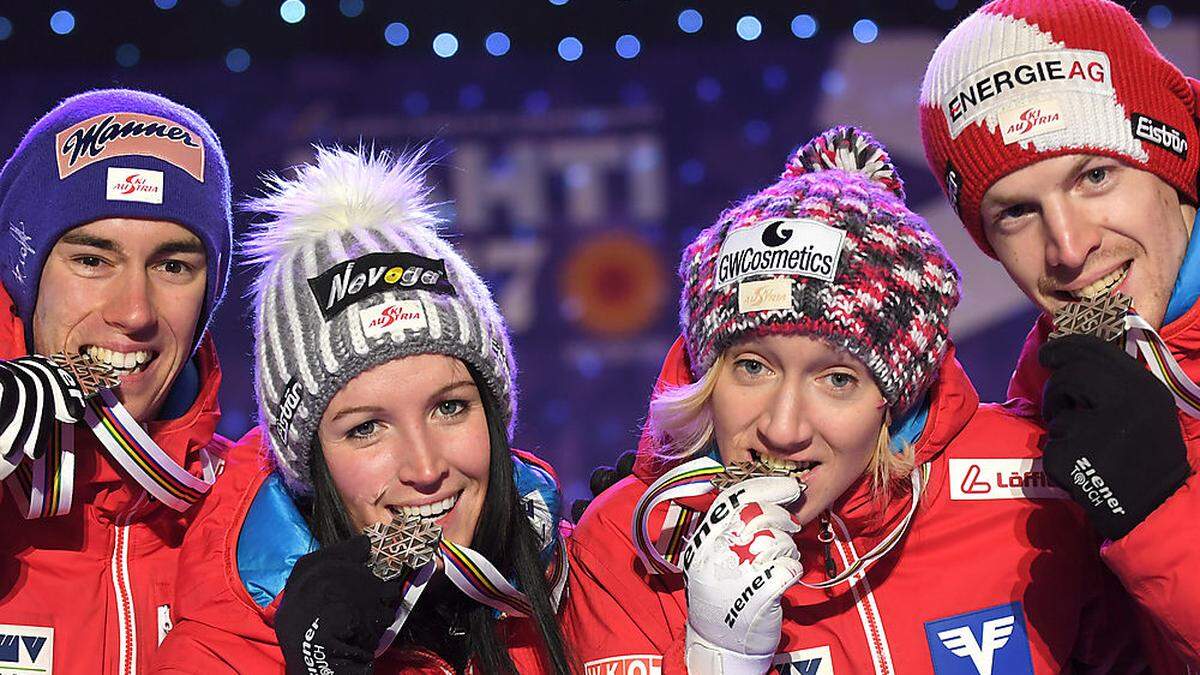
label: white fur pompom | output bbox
[241,145,441,267]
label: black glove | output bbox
[275,535,402,675]
[571,450,637,522]
[1039,334,1192,540]
[0,356,86,469]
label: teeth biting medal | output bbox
[48,351,120,398]
[710,454,811,491]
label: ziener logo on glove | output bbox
[682,487,746,570]
[724,566,776,629]
[1069,457,1127,516]
[301,618,333,675]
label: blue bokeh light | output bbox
[615,34,640,59]
[549,0,569,5]
[458,84,484,110]
[485,31,510,56]
[50,10,75,35]
[524,90,551,114]
[403,91,429,116]
[0,17,12,41]
[935,0,958,9]
[558,36,583,61]
[280,0,306,23]
[791,14,818,39]
[853,19,879,44]
[736,15,762,41]
[762,65,787,91]
[695,76,722,103]
[679,160,705,185]
[154,0,178,9]
[339,0,363,18]
[821,70,846,96]
[678,9,702,34]
[384,22,409,46]
[433,32,458,58]
[743,120,771,145]
[116,43,140,67]
[225,48,251,73]
[1147,5,1173,28]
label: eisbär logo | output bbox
[941,49,1111,139]
[715,218,845,288]
[998,99,1065,145]
[55,112,205,181]
[1131,113,1188,160]
[106,167,163,204]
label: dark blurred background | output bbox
[1,0,1196,502]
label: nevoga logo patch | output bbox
[308,251,456,320]
[714,218,845,288]
[1131,113,1188,160]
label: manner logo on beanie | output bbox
[55,112,206,181]
[919,0,1200,256]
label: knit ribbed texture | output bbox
[681,127,961,415]
[920,0,1199,256]
[244,148,516,496]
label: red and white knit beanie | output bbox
[919,0,1199,256]
[680,127,961,415]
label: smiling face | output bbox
[980,154,1196,329]
[709,334,887,526]
[32,218,207,423]
[316,354,491,545]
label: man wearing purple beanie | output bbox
[0,89,233,674]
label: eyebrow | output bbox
[58,233,205,258]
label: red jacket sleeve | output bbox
[1101,473,1200,667]
[563,477,690,675]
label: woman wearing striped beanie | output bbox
[563,127,1149,674]
[154,147,572,674]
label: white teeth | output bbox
[1072,264,1129,300]
[396,493,459,520]
[84,346,153,373]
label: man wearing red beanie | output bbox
[921,0,1200,665]
[0,90,233,674]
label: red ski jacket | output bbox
[564,338,1150,675]
[153,426,565,674]
[0,283,231,675]
[1008,301,1200,666]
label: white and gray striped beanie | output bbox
[243,147,517,496]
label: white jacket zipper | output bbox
[828,512,896,675]
[112,491,148,675]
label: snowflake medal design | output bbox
[48,351,120,399]
[711,454,809,492]
[1049,291,1132,347]
[364,511,442,581]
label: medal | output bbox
[364,511,442,581]
[710,454,809,491]
[48,352,120,398]
[1048,291,1132,346]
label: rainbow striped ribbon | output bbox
[630,456,727,575]
[631,455,927,591]
[4,422,74,519]
[3,388,217,518]
[1124,313,1200,419]
[374,536,571,655]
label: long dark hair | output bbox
[307,363,572,674]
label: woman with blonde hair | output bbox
[564,127,1146,673]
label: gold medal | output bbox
[1048,291,1131,346]
[364,511,442,581]
[710,454,809,491]
[47,352,120,399]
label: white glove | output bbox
[0,356,86,478]
[682,476,805,675]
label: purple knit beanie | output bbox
[0,89,232,351]
[680,127,961,414]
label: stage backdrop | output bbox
[4,21,1197,502]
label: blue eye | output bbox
[735,359,765,376]
[828,372,856,388]
[348,420,378,439]
[436,400,467,417]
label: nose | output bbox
[393,435,450,493]
[101,269,157,336]
[756,383,813,456]
[1042,198,1100,270]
